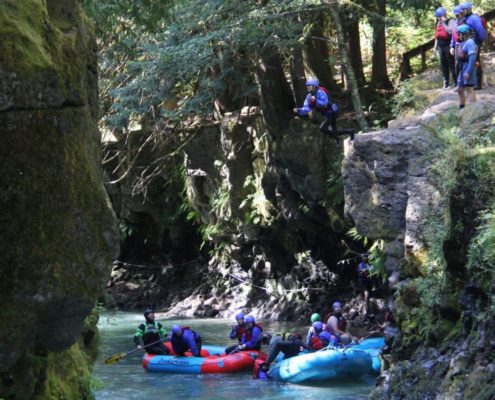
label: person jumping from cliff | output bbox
[293,78,354,142]
[133,309,170,355]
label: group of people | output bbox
[133,302,353,363]
[133,309,202,357]
[434,2,487,108]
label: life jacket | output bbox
[309,86,338,114]
[253,359,268,380]
[275,332,295,341]
[244,323,263,342]
[140,322,164,345]
[435,20,451,41]
[311,335,323,350]
[327,314,347,335]
[481,16,487,30]
[233,325,248,342]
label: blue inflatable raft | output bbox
[268,337,384,383]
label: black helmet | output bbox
[261,333,272,345]
[144,308,154,317]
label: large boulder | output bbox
[0,0,118,398]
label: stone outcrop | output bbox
[343,57,495,399]
[106,107,359,319]
[0,1,118,398]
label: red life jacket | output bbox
[234,325,248,342]
[253,359,267,379]
[311,335,323,350]
[435,21,451,40]
[481,16,487,30]
[245,323,263,341]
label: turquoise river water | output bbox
[93,312,376,399]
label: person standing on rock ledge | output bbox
[293,78,354,142]
[456,24,478,109]
[133,309,170,355]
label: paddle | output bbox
[104,337,168,365]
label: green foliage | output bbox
[391,79,429,116]
[239,175,274,226]
[467,208,495,304]
[368,240,387,283]
[347,227,369,247]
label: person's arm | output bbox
[133,324,145,347]
[184,330,200,356]
[243,327,262,349]
[434,38,438,51]
[157,323,167,339]
[315,89,329,109]
[297,95,312,116]
[328,316,345,336]
[443,19,454,35]
[464,42,478,78]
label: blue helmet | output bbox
[453,5,462,15]
[435,7,446,17]
[305,78,319,87]
[312,321,323,332]
[245,315,255,324]
[172,325,182,334]
[235,312,245,321]
[460,2,472,10]
[332,301,343,310]
[457,24,472,34]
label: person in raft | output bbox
[326,301,352,345]
[306,321,335,350]
[170,325,202,357]
[133,309,170,355]
[264,332,307,368]
[236,315,263,351]
[293,78,354,142]
[225,312,247,354]
[305,312,323,346]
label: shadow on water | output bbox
[93,312,375,399]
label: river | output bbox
[93,312,376,399]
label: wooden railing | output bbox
[399,9,495,81]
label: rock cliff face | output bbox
[343,67,495,399]
[106,107,359,319]
[0,1,118,398]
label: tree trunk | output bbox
[302,13,341,93]
[290,47,308,105]
[342,11,366,86]
[370,0,393,90]
[325,1,369,132]
[255,51,295,138]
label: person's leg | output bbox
[439,45,450,87]
[195,336,202,354]
[265,335,282,366]
[146,344,170,355]
[225,344,238,354]
[458,87,466,108]
[466,87,476,104]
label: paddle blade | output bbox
[104,352,126,365]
